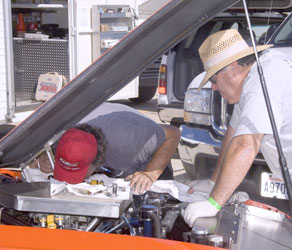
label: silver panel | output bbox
[236,207,292,250]
[0,182,131,218]
[194,203,292,250]
[13,38,69,106]
[217,205,292,250]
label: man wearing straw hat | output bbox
[183,29,292,227]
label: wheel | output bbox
[130,86,157,103]
[0,124,16,140]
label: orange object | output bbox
[17,13,26,31]
[245,199,291,219]
[158,65,167,94]
[0,169,21,180]
[16,13,26,37]
[0,225,222,250]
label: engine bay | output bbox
[0,176,291,250]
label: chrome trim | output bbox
[220,97,228,131]
[211,92,228,136]
[180,125,221,147]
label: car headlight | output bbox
[184,88,211,113]
[184,88,212,125]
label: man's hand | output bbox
[125,171,156,194]
[187,179,215,194]
[183,199,220,228]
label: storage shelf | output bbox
[101,31,128,34]
[11,3,68,9]
[100,12,132,18]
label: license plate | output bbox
[261,172,288,200]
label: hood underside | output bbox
[231,0,292,9]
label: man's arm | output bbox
[144,124,181,178]
[187,126,235,194]
[183,132,263,227]
[211,133,263,205]
[126,124,180,193]
[211,126,235,182]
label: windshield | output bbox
[210,20,283,45]
[270,14,292,46]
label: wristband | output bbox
[208,197,222,211]
[142,172,154,183]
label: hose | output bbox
[84,217,100,232]
[150,212,162,239]
[122,215,135,236]
[161,210,179,233]
[104,221,125,234]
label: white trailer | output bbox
[0,0,159,124]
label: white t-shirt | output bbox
[230,49,292,178]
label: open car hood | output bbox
[0,0,240,165]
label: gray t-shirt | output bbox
[80,102,166,177]
[230,49,292,178]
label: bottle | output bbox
[17,13,26,37]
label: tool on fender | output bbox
[88,180,105,186]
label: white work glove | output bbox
[183,199,220,228]
[187,179,215,194]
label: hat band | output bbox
[204,40,249,70]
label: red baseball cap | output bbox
[54,128,98,184]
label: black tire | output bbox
[130,86,157,103]
[0,124,16,140]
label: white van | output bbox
[157,7,286,127]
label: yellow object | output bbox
[47,215,57,229]
[90,180,104,186]
[91,180,98,185]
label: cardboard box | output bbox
[100,24,109,32]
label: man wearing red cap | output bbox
[53,128,99,184]
[37,102,180,194]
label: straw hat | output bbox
[198,29,272,89]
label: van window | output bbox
[273,18,292,45]
[210,21,239,35]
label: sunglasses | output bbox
[209,66,227,85]
[209,74,217,85]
